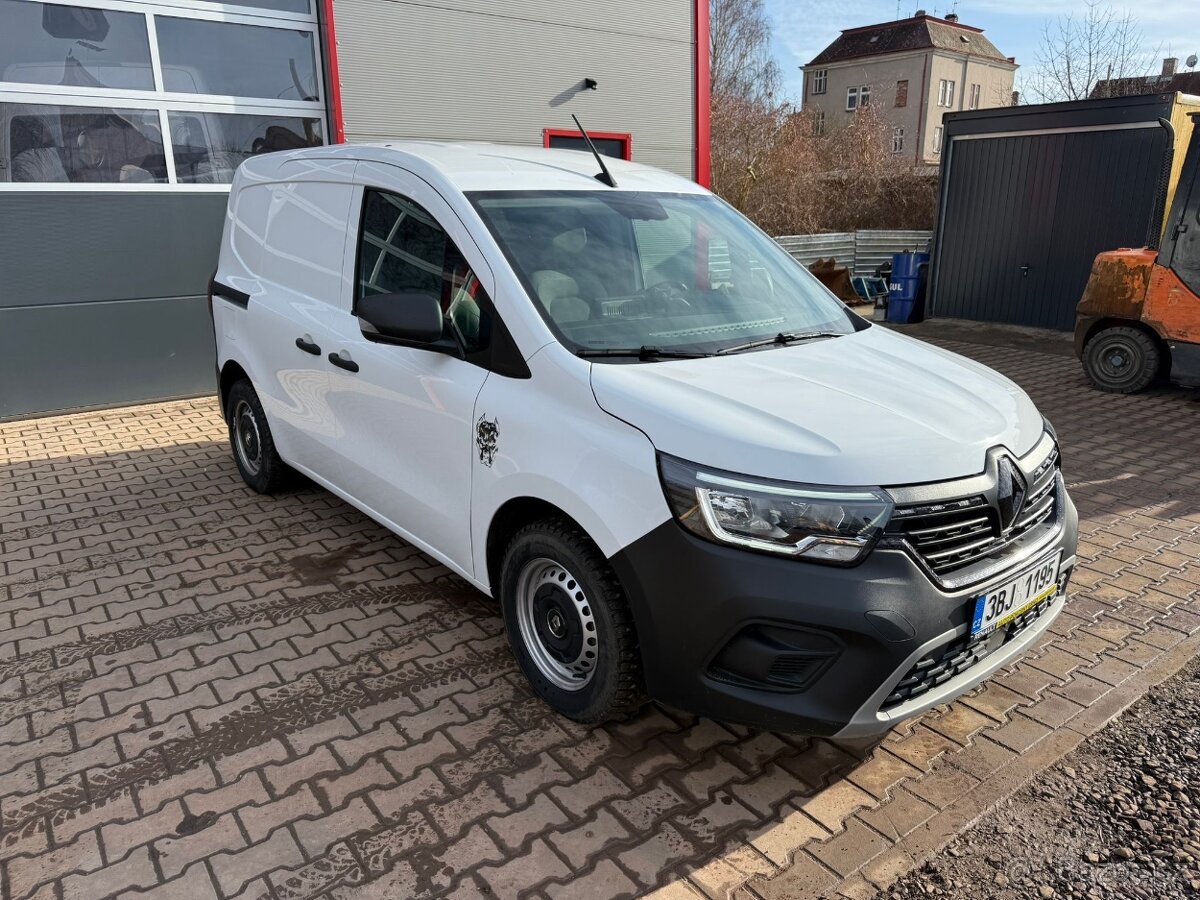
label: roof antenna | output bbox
[571,114,617,188]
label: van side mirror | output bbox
[358,292,444,344]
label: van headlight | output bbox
[658,455,893,565]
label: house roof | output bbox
[807,14,1013,67]
[1090,71,1200,99]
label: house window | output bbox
[896,80,909,108]
[812,109,826,136]
[0,0,325,188]
[938,79,956,108]
[969,83,982,109]
[933,125,944,155]
[811,69,827,95]
[846,85,871,111]
[892,127,904,153]
[543,129,632,160]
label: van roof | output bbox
[237,141,707,194]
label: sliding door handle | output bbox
[328,352,359,373]
[295,337,321,355]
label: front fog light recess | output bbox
[659,455,893,564]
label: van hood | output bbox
[589,325,1044,487]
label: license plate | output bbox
[971,551,1062,638]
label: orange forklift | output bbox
[1076,114,1200,393]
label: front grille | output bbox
[883,596,1055,709]
[887,449,1060,577]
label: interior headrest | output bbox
[531,270,580,305]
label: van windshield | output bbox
[468,191,858,357]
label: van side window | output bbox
[356,189,490,353]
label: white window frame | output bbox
[938,79,956,108]
[933,125,944,155]
[813,109,826,136]
[969,83,981,109]
[811,69,827,95]
[846,85,870,112]
[892,126,904,153]
[0,0,325,191]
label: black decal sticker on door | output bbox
[476,415,499,467]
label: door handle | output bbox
[295,337,321,355]
[328,352,359,373]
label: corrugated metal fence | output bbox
[774,230,932,274]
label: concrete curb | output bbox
[824,625,1200,898]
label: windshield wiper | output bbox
[576,346,709,361]
[716,331,843,356]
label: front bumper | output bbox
[608,488,1078,737]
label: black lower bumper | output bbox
[608,494,1079,736]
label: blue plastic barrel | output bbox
[886,252,930,323]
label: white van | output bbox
[210,141,1078,736]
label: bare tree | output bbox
[708,0,937,235]
[716,102,938,236]
[1026,0,1151,102]
[710,0,780,104]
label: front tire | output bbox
[499,518,645,723]
[1082,326,1161,394]
[225,379,292,493]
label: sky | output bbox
[764,0,1200,102]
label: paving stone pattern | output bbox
[1,337,1197,900]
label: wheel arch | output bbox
[1081,317,1168,352]
[484,496,594,599]
[218,359,250,421]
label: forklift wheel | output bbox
[1082,326,1161,394]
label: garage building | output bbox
[928,93,1200,331]
[0,0,709,418]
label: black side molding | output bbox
[213,281,250,309]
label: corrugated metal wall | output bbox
[332,0,697,178]
[775,230,932,272]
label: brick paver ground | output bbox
[2,333,1198,900]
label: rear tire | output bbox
[1082,326,1161,394]
[499,518,646,724]
[225,379,292,493]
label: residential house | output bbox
[1090,57,1200,98]
[802,11,1017,165]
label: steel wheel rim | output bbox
[233,399,263,476]
[515,557,598,691]
[1096,337,1140,384]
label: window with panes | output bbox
[0,0,326,187]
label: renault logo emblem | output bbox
[996,457,1026,532]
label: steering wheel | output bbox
[640,280,693,315]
